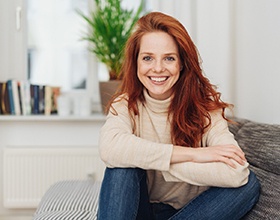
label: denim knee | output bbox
[104,167,146,183]
[243,170,261,204]
[98,168,147,220]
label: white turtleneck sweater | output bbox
[99,90,249,209]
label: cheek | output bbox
[137,62,150,75]
[171,65,181,76]
[137,63,144,81]
[137,61,141,77]
[175,73,180,82]
[171,67,181,83]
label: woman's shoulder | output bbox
[113,93,128,102]
[206,109,227,128]
[110,93,140,113]
[209,109,224,119]
[109,94,129,112]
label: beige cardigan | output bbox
[99,90,249,209]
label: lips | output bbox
[149,76,168,82]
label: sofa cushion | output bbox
[229,118,280,220]
[33,210,97,219]
[232,120,280,175]
[33,180,101,220]
[244,165,280,219]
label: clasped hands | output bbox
[171,144,247,168]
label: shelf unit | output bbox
[0,112,106,217]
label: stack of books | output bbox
[0,79,60,115]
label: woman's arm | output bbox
[163,111,250,187]
[99,99,173,171]
[171,144,246,168]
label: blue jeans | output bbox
[97,168,260,220]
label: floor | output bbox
[0,216,32,220]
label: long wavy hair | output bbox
[109,12,232,148]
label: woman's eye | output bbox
[166,56,175,61]
[143,56,152,61]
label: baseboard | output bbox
[0,216,32,220]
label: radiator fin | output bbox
[3,147,105,208]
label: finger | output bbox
[213,148,244,167]
[229,146,246,159]
[219,156,236,169]
[223,145,247,161]
[221,149,246,166]
[231,154,245,165]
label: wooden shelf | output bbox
[0,113,106,122]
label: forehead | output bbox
[139,31,178,53]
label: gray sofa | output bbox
[33,117,280,220]
[229,118,280,219]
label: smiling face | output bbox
[137,31,181,100]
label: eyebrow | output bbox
[139,52,179,56]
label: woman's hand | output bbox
[171,145,247,168]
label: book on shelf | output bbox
[13,80,21,115]
[19,80,31,115]
[6,80,15,115]
[51,86,60,114]
[7,79,21,115]
[0,79,61,116]
[17,81,23,114]
[39,85,45,114]
[30,84,40,114]
[44,85,52,115]
[0,82,10,114]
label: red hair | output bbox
[110,12,232,147]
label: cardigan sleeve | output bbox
[99,98,173,171]
[162,111,250,187]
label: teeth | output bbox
[150,77,167,82]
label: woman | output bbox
[97,12,260,220]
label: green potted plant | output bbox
[78,0,144,113]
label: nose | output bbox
[152,60,165,73]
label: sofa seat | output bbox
[33,180,101,220]
[229,118,280,219]
[33,117,280,219]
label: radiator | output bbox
[3,147,105,209]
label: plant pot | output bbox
[99,80,121,114]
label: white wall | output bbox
[234,0,280,124]
[158,0,280,124]
[0,0,27,81]
[199,0,280,124]
[0,0,9,80]
[1,0,280,124]
[195,0,234,103]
